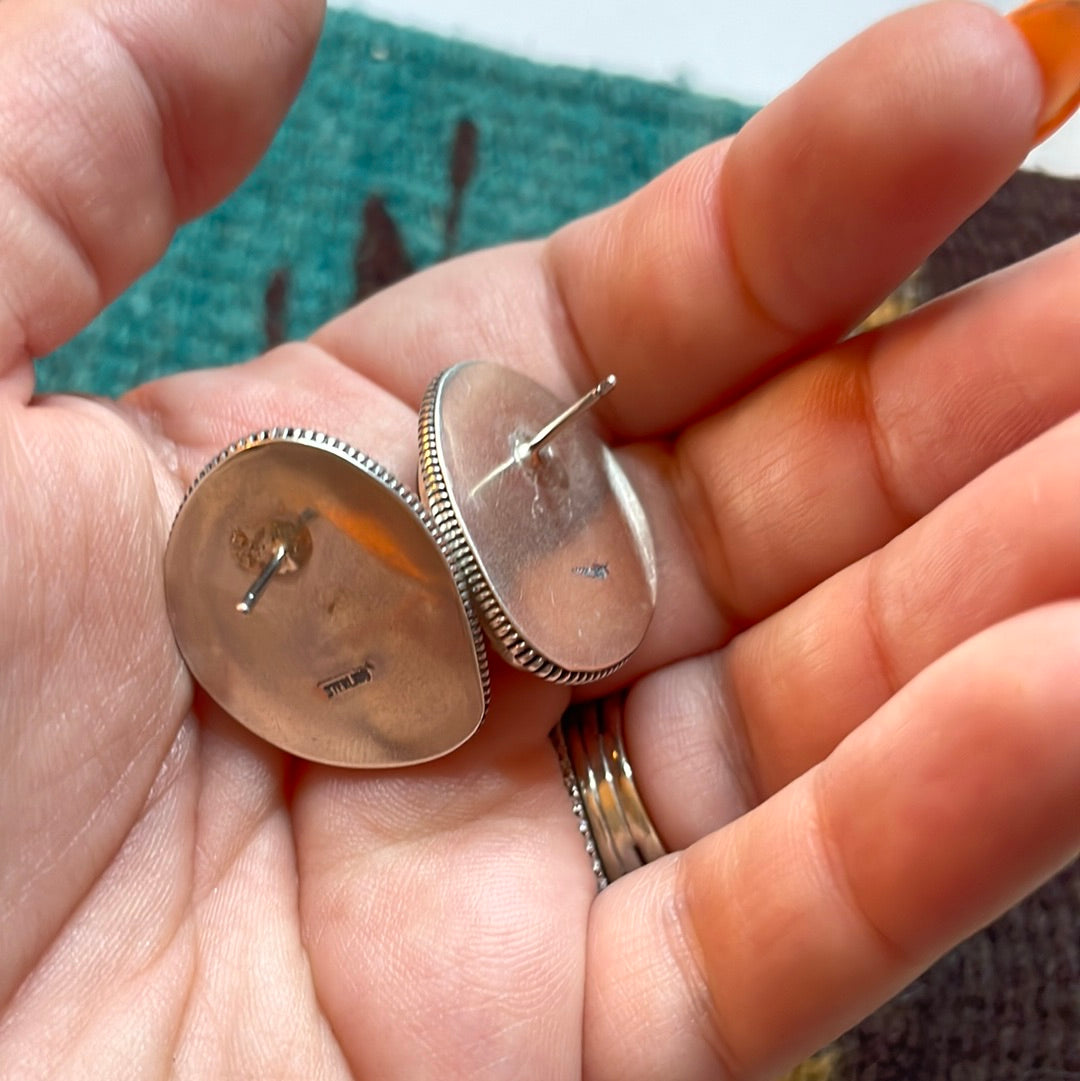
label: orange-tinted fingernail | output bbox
[1007,0,1080,142]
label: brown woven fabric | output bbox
[837,862,1080,1079]
[836,170,1080,1081]
[918,170,1080,299]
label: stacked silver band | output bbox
[551,695,667,890]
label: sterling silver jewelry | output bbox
[164,363,656,770]
[553,694,666,889]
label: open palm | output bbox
[2,2,1078,1078]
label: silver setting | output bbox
[418,362,656,684]
[165,428,489,768]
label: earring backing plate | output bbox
[419,362,656,683]
[164,429,489,768]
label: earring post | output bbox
[516,374,616,462]
[236,543,289,614]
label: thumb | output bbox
[0,0,324,399]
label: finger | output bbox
[599,235,1080,688]
[586,604,1080,1081]
[630,408,1080,849]
[673,234,1080,626]
[0,0,323,389]
[547,0,1050,436]
[309,0,1047,428]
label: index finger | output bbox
[546,0,1049,435]
[310,3,1050,440]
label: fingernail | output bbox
[1007,0,1080,142]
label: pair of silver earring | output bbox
[164,361,656,768]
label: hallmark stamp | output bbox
[319,663,374,700]
[572,563,610,580]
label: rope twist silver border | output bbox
[551,694,667,890]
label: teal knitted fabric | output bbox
[38,8,751,396]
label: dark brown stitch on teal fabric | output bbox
[354,195,414,302]
[264,267,290,348]
[444,118,478,258]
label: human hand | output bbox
[2,2,1078,1078]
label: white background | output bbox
[334,0,1079,175]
